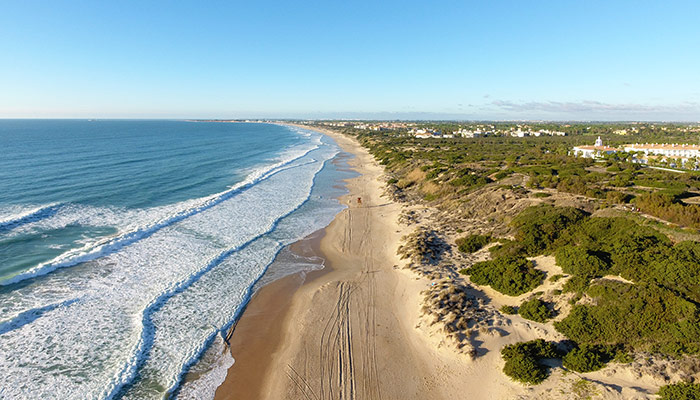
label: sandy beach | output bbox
[214,126,445,399]
[213,125,675,400]
[212,125,573,400]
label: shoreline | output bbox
[213,125,360,399]
[213,229,333,399]
[214,125,438,399]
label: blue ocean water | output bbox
[0,120,350,399]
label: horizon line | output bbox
[1,117,700,124]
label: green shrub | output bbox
[502,339,559,360]
[489,239,526,258]
[635,191,700,229]
[495,170,510,180]
[657,382,700,400]
[533,192,551,198]
[449,169,491,188]
[501,339,559,385]
[562,344,609,372]
[511,205,588,255]
[555,282,700,355]
[500,305,517,315]
[613,350,634,364]
[555,245,610,277]
[605,190,631,204]
[456,234,492,253]
[549,274,564,282]
[387,178,398,185]
[465,256,544,296]
[503,353,548,385]
[562,274,593,293]
[518,298,552,323]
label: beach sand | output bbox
[214,126,445,399]
[212,125,666,400]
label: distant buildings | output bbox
[410,128,445,138]
[453,128,485,138]
[507,128,566,137]
[622,143,700,159]
[623,143,700,167]
[571,138,700,168]
[571,137,619,158]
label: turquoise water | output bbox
[0,121,350,399]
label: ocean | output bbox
[0,120,351,399]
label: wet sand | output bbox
[214,125,437,399]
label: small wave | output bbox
[0,203,63,233]
[102,159,324,399]
[175,336,234,400]
[0,145,319,287]
[0,297,81,335]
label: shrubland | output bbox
[461,256,544,296]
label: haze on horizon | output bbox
[1,0,699,121]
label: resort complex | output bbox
[572,137,700,168]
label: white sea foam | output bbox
[0,203,63,232]
[176,336,234,400]
[0,141,320,286]
[0,127,345,400]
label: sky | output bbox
[1,0,699,121]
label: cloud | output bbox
[489,100,700,118]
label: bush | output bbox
[489,239,526,258]
[562,274,592,294]
[555,282,700,355]
[533,192,551,198]
[518,298,552,323]
[456,234,492,253]
[495,170,510,180]
[501,339,558,385]
[511,205,588,255]
[549,274,564,282]
[605,190,631,204]
[635,191,700,229]
[657,382,700,400]
[562,344,609,372]
[503,353,548,385]
[500,305,517,315]
[465,256,544,296]
[555,245,610,293]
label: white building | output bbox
[622,143,700,160]
[453,128,483,138]
[572,137,618,159]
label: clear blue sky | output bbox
[1,0,699,120]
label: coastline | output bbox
[214,125,438,399]
[213,230,333,400]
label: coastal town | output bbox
[296,120,700,170]
[304,120,700,139]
